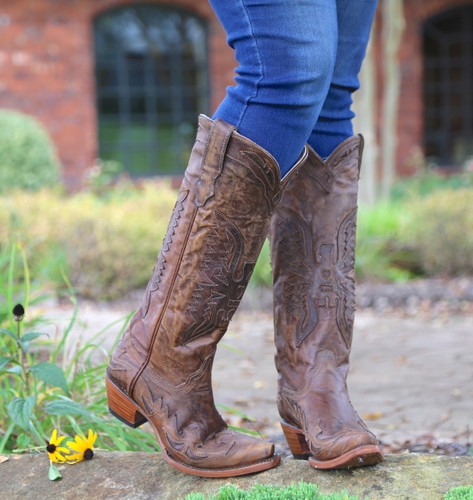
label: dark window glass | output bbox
[94,5,209,176]
[423,6,473,168]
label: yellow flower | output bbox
[46,429,70,463]
[66,429,97,464]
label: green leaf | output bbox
[220,343,247,357]
[45,397,90,417]
[48,462,62,481]
[7,396,36,430]
[16,433,31,450]
[21,332,48,342]
[0,328,18,342]
[0,356,13,371]
[216,404,256,421]
[30,362,69,394]
[19,341,31,353]
[7,365,22,375]
[227,425,262,436]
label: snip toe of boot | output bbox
[308,431,384,470]
[241,435,277,465]
[218,430,279,469]
[164,430,280,477]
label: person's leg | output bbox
[209,0,338,176]
[270,138,384,470]
[308,0,378,158]
[269,0,383,470]
[107,116,307,478]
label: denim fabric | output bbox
[209,0,378,175]
[308,0,378,159]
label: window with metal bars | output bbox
[94,5,209,176]
[423,5,473,168]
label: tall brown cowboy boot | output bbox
[269,136,384,469]
[106,115,306,477]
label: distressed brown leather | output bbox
[107,115,306,473]
[270,136,381,464]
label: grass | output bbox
[444,486,473,500]
[184,484,473,500]
[0,241,160,454]
[185,483,362,500]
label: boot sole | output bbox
[106,375,281,477]
[281,420,384,470]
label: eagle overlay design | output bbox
[182,210,255,345]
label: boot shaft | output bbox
[112,115,306,392]
[270,136,363,378]
[106,116,307,474]
[270,137,383,467]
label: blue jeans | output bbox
[209,0,378,176]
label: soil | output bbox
[42,277,473,458]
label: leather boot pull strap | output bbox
[195,118,236,207]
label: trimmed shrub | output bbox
[391,169,473,201]
[0,109,61,191]
[356,202,417,282]
[1,181,276,300]
[400,188,473,276]
[2,182,472,302]
[1,182,178,300]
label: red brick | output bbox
[0,0,235,189]
[1,0,472,187]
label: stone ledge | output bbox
[0,452,472,500]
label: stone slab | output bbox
[0,452,472,500]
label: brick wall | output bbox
[391,0,473,175]
[0,0,233,189]
[1,0,472,187]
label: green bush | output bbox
[0,109,61,191]
[1,182,178,300]
[356,202,418,282]
[400,188,473,276]
[2,181,472,302]
[391,169,473,201]
[251,240,272,287]
[1,181,278,300]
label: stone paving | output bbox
[37,295,473,456]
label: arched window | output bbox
[94,5,209,176]
[423,5,473,168]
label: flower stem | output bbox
[12,446,44,453]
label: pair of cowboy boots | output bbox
[106,115,383,477]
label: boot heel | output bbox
[281,421,311,460]
[106,375,147,428]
